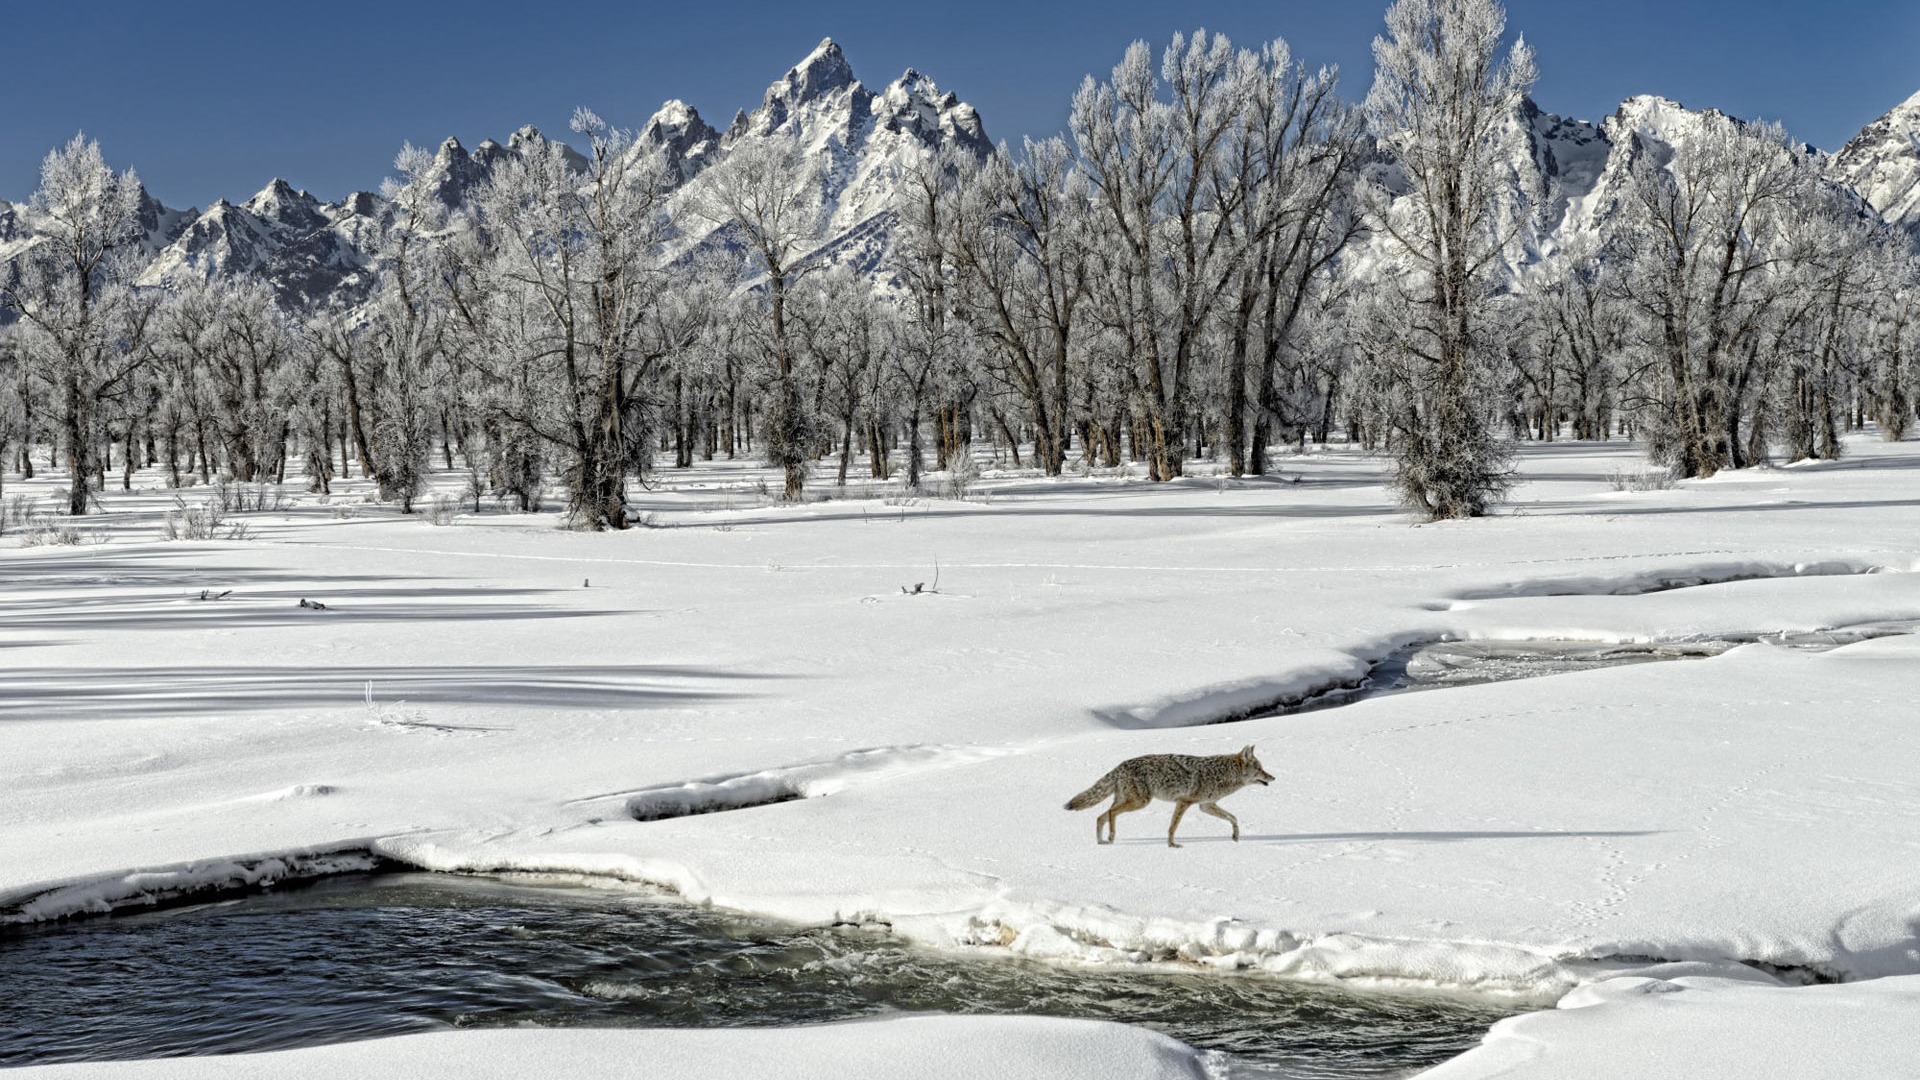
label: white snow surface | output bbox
[7,436,1920,1073]
[1419,974,1920,1079]
[0,1016,1212,1080]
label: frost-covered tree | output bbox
[1520,236,1622,441]
[281,332,338,494]
[946,139,1090,476]
[0,135,159,515]
[791,267,886,485]
[1073,33,1250,481]
[1865,248,1919,440]
[466,111,674,529]
[1363,0,1537,518]
[1608,116,1809,476]
[1219,40,1366,474]
[309,305,379,482]
[1772,193,1895,461]
[359,142,451,513]
[653,254,733,470]
[0,329,22,513]
[689,134,824,501]
[889,145,981,478]
[154,278,298,483]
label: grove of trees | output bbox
[3,0,1916,526]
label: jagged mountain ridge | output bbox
[1546,94,1751,253]
[3,41,1914,314]
[134,178,382,304]
[134,38,987,308]
[1541,92,1908,270]
[668,39,991,275]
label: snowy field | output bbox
[5,435,1920,1076]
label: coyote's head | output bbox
[1236,745,1274,786]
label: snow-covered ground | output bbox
[6,435,1920,1075]
[0,1016,1214,1080]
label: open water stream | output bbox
[1247,626,1919,721]
[0,873,1517,1079]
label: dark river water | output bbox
[0,873,1517,1078]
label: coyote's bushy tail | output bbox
[1064,768,1117,811]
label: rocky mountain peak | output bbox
[875,68,990,156]
[782,38,857,105]
[243,178,324,230]
[339,191,381,218]
[472,139,510,169]
[733,38,868,142]
[495,128,583,176]
[640,100,722,183]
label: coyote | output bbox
[1064,745,1273,847]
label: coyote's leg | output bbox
[1166,801,1193,848]
[1098,793,1150,844]
[1199,801,1240,841]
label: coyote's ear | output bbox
[1240,744,1255,759]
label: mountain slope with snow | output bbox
[1834,88,1920,236]
[116,39,989,308]
[666,39,990,274]
[135,178,380,306]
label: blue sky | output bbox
[3,1,1915,208]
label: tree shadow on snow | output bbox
[691,501,1405,529]
[5,601,627,631]
[1517,496,1920,519]
[1118,829,1662,845]
[0,549,637,629]
[0,549,411,589]
[0,664,783,720]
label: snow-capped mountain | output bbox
[1545,94,1718,248]
[118,39,988,308]
[670,38,991,273]
[1525,93,1877,265]
[4,38,1911,313]
[638,101,722,184]
[1834,88,1920,236]
[135,178,381,307]
[1519,97,1609,232]
[133,125,598,308]
[408,127,590,210]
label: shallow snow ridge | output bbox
[625,745,1010,821]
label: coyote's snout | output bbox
[1063,745,1274,847]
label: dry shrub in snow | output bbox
[163,497,252,541]
[19,515,109,546]
[1607,466,1678,492]
[943,452,980,500]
